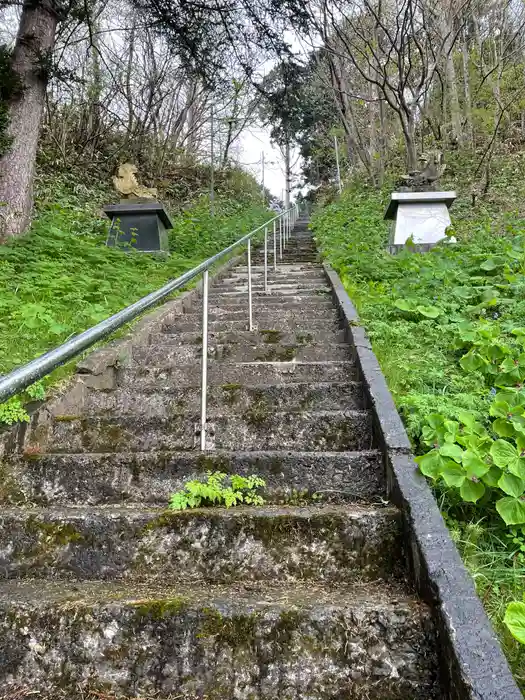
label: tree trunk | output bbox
[445,50,462,144]
[404,114,418,172]
[0,0,58,239]
[461,29,474,147]
[284,136,291,208]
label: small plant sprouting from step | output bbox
[169,472,266,510]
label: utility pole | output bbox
[334,134,342,194]
[210,102,215,216]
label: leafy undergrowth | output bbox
[310,152,525,689]
[0,174,269,424]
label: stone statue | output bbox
[397,151,446,191]
[113,163,158,200]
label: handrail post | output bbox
[247,238,253,331]
[264,226,268,293]
[279,217,283,259]
[200,270,209,451]
[273,220,277,272]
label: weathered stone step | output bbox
[78,382,363,418]
[234,264,322,273]
[7,450,383,506]
[0,503,402,582]
[34,410,372,453]
[251,256,319,263]
[0,580,438,699]
[134,342,351,364]
[163,317,341,333]
[226,265,325,275]
[201,295,333,307]
[148,328,346,346]
[221,274,327,286]
[120,360,357,389]
[210,281,330,293]
[178,307,338,323]
[209,287,331,298]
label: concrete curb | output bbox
[323,261,522,700]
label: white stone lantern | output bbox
[384,191,457,253]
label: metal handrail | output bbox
[0,204,300,445]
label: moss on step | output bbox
[81,420,127,451]
[0,461,26,505]
[196,453,233,473]
[132,597,190,620]
[245,394,272,428]
[22,517,84,560]
[255,346,297,362]
[199,607,260,648]
[260,329,282,344]
[221,383,242,406]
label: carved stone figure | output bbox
[113,163,158,199]
[397,151,446,191]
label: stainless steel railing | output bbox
[0,203,299,451]
[199,203,298,448]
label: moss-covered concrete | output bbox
[0,580,439,699]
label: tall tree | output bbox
[0,0,61,238]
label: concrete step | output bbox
[224,269,326,281]
[233,264,322,273]
[0,580,439,699]
[77,382,364,417]
[209,286,331,297]
[134,342,352,364]
[178,307,339,323]
[7,450,384,506]
[148,328,346,346]
[251,256,319,264]
[119,360,358,388]
[0,503,403,582]
[210,281,331,293]
[163,317,342,333]
[33,410,372,453]
[201,295,334,307]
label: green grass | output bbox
[0,177,270,424]
[310,151,525,689]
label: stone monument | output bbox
[385,151,456,253]
[104,163,173,253]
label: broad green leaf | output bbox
[491,440,518,468]
[460,351,485,373]
[483,465,503,487]
[498,472,525,498]
[427,414,445,429]
[416,305,441,319]
[496,497,525,525]
[394,299,412,312]
[439,443,464,462]
[443,420,459,441]
[490,401,510,418]
[458,411,477,429]
[493,418,515,437]
[453,286,476,299]
[504,602,525,645]
[416,450,444,480]
[508,457,525,480]
[441,461,465,487]
[460,479,485,503]
[462,451,490,478]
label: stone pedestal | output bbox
[104,202,173,253]
[384,191,456,254]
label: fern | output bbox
[169,471,266,511]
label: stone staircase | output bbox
[0,219,441,698]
